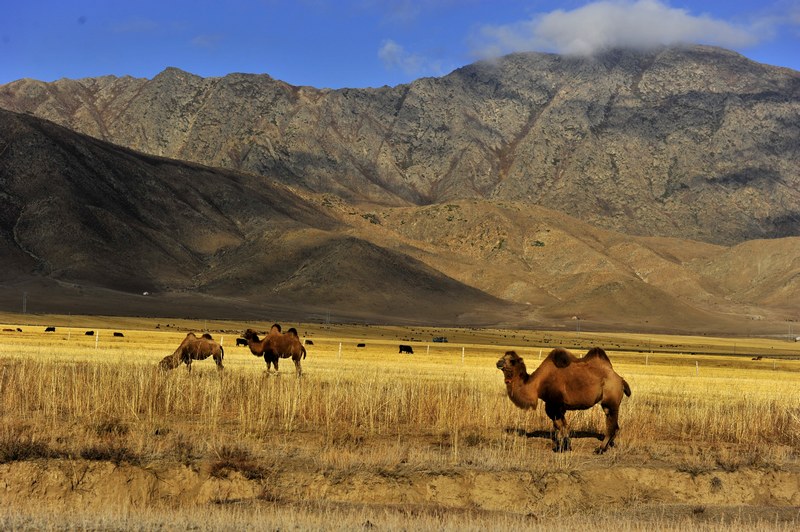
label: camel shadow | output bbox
[505,427,604,441]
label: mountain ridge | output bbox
[3,45,798,245]
[1,46,799,333]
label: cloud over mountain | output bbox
[472,0,759,58]
[378,39,444,78]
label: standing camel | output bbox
[243,325,280,373]
[243,324,306,376]
[496,348,631,453]
[159,332,224,373]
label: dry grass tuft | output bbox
[209,444,266,480]
[79,443,139,465]
[0,425,57,462]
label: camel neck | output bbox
[504,365,538,409]
[516,361,532,383]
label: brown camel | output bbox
[243,324,306,376]
[159,332,224,372]
[496,348,631,453]
[243,325,279,373]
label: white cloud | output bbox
[378,39,442,77]
[472,0,760,58]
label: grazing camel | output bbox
[159,332,224,372]
[496,348,631,453]
[243,324,306,376]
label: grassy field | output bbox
[0,312,799,530]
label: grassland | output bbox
[0,312,799,530]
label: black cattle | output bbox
[113,332,124,337]
[304,339,314,345]
[85,331,94,336]
[399,345,413,354]
[357,343,366,348]
[45,326,55,332]
[236,338,248,347]
[16,328,22,332]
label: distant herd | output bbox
[5,322,642,453]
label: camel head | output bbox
[158,354,181,371]
[496,351,527,382]
[243,329,259,341]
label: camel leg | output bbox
[553,417,571,452]
[294,358,302,377]
[545,403,570,452]
[596,404,620,454]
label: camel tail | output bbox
[622,378,632,397]
[302,345,307,359]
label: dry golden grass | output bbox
[0,314,799,530]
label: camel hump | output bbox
[584,347,610,363]
[201,333,214,340]
[270,323,282,333]
[550,348,573,369]
[286,327,299,337]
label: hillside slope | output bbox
[2,109,797,333]
[0,109,516,325]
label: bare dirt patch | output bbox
[1,462,798,529]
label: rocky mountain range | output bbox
[1,45,798,333]
[3,44,799,245]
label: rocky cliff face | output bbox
[3,45,798,245]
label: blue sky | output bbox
[3,1,799,88]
